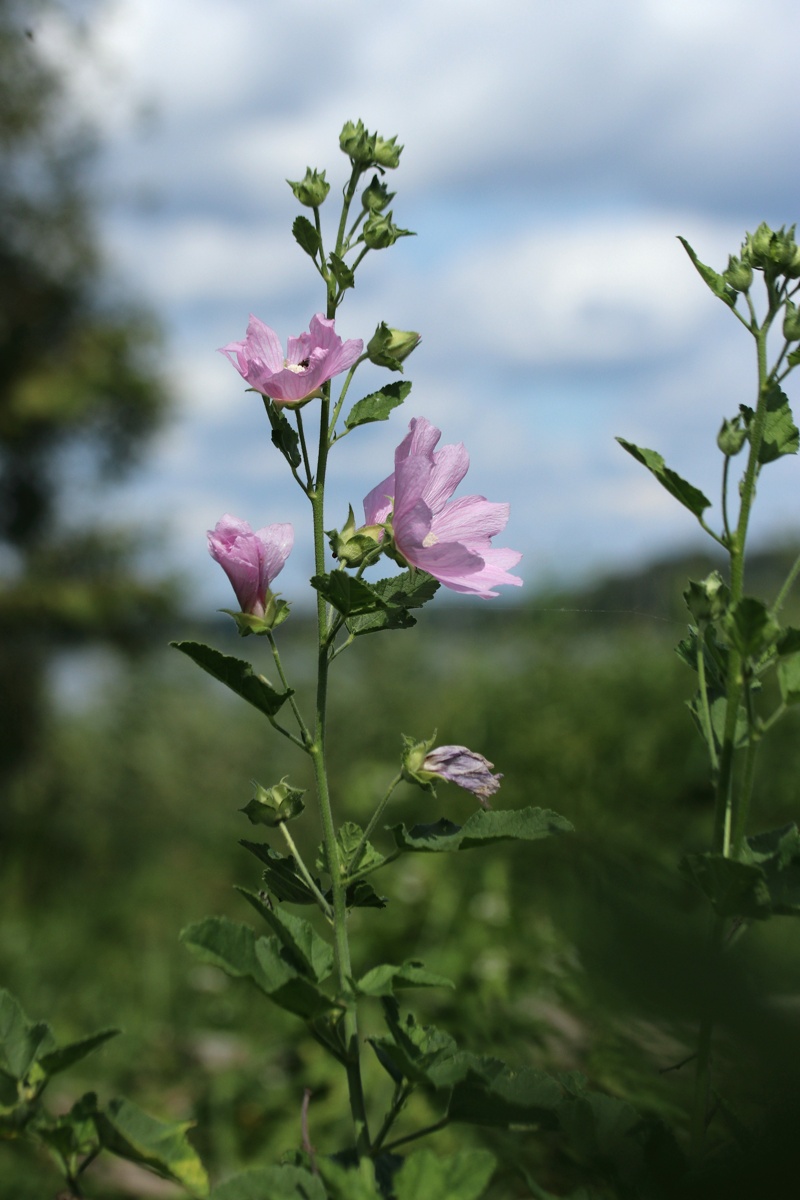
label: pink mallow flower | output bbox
[363,416,522,597]
[218,313,363,405]
[207,515,293,616]
[422,745,502,807]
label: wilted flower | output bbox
[219,314,363,406]
[207,515,293,617]
[363,417,522,597]
[401,733,501,808]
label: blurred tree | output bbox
[0,2,175,789]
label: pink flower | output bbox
[363,417,522,597]
[218,313,363,405]
[207,515,293,616]
[422,745,502,807]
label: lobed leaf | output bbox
[311,573,388,618]
[235,887,334,982]
[393,1149,496,1200]
[328,252,355,291]
[392,807,574,853]
[292,215,321,259]
[171,642,293,718]
[354,961,454,998]
[344,380,411,430]
[677,236,736,308]
[264,400,302,470]
[240,842,321,905]
[39,1028,119,1078]
[346,570,440,636]
[682,825,800,918]
[95,1096,209,1195]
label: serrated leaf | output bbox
[39,1028,119,1077]
[96,1097,208,1195]
[443,1058,564,1129]
[393,1149,496,1200]
[344,380,412,430]
[392,807,574,853]
[355,961,454,998]
[171,642,292,718]
[616,439,711,519]
[316,1157,381,1200]
[235,888,333,982]
[336,821,386,879]
[370,1006,458,1087]
[239,842,321,905]
[328,252,355,290]
[0,990,54,1080]
[346,570,440,636]
[311,573,388,618]
[725,596,780,658]
[678,236,736,308]
[210,1165,327,1200]
[292,214,321,259]
[180,916,337,1019]
[681,829,800,918]
[755,383,799,463]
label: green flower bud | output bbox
[372,134,402,169]
[287,167,330,207]
[367,322,421,371]
[784,300,800,341]
[742,221,775,268]
[241,777,306,827]
[400,732,439,793]
[723,254,753,293]
[339,119,374,164]
[769,225,800,277]
[684,572,730,627]
[363,211,413,250]
[361,173,394,212]
[220,593,291,636]
[327,506,384,567]
[717,415,747,457]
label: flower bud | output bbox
[784,300,800,341]
[742,221,774,268]
[363,211,412,250]
[367,323,421,371]
[401,732,502,807]
[723,254,752,293]
[241,777,306,826]
[372,134,402,169]
[361,173,394,213]
[683,572,730,627]
[717,415,747,457]
[287,167,330,207]
[327,506,383,567]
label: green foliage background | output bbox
[4,551,800,1196]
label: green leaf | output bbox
[346,570,440,636]
[616,439,711,520]
[345,880,388,909]
[96,1097,208,1195]
[344,380,412,430]
[682,826,800,918]
[264,400,302,470]
[336,820,386,880]
[240,842,321,905]
[354,961,454,998]
[311,573,388,618]
[677,236,736,308]
[328,252,355,291]
[316,1157,381,1200]
[725,596,780,658]
[39,1028,119,1077]
[171,642,292,718]
[180,917,337,1020]
[778,651,800,704]
[370,1005,458,1087]
[235,888,334,982]
[752,383,799,463]
[393,1149,496,1200]
[0,990,54,1080]
[392,807,574,853]
[210,1165,326,1200]
[292,214,321,259]
[438,1057,564,1128]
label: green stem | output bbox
[350,774,402,876]
[278,821,333,920]
[308,385,371,1156]
[268,632,312,747]
[696,633,719,775]
[295,410,314,489]
[381,1115,450,1154]
[774,549,800,615]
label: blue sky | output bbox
[38,0,800,609]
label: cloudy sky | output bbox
[38,0,800,608]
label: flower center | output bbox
[285,358,310,374]
[422,531,439,548]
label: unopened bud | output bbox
[717,416,747,457]
[363,211,413,250]
[287,167,330,208]
[327,506,383,567]
[367,323,421,371]
[241,777,306,826]
[723,254,752,293]
[362,173,394,213]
